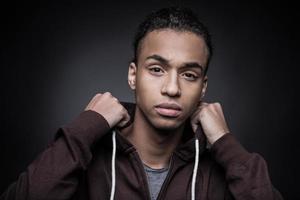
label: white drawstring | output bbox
[110,130,116,200]
[109,130,199,200]
[191,138,199,200]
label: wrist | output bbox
[207,131,228,145]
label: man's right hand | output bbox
[84,92,130,128]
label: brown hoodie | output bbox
[0,102,283,200]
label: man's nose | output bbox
[161,72,181,97]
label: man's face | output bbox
[128,29,208,130]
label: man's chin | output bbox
[151,118,185,131]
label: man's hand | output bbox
[190,102,230,145]
[84,92,130,128]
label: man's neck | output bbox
[122,106,185,169]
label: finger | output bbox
[196,102,208,110]
[199,101,209,106]
[112,97,119,103]
[85,93,102,110]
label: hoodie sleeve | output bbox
[0,110,111,200]
[210,133,283,200]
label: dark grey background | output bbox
[0,1,298,199]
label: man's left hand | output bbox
[190,102,230,145]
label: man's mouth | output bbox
[154,102,182,117]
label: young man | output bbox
[1,7,282,200]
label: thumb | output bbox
[117,111,131,128]
[191,123,198,133]
[190,112,200,133]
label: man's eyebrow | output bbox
[181,62,204,72]
[145,54,170,65]
[146,54,204,72]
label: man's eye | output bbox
[149,67,164,74]
[182,73,198,81]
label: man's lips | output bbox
[154,102,182,117]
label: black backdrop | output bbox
[0,1,298,199]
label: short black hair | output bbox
[132,6,213,75]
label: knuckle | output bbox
[104,92,112,96]
[121,108,127,116]
[95,93,102,98]
[207,103,213,108]
[113,97,119,102]
[214,102,221,107]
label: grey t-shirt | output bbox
[143,164,169,200]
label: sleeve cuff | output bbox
[61,110,111,148]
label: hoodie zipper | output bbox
[133,151,175,200]
[132,151,152,200]
[156,153,174,200]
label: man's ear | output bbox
[128,62,137,90]
[201,75,208,99]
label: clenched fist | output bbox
[190,102,230,145]
[85,92,130,128]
